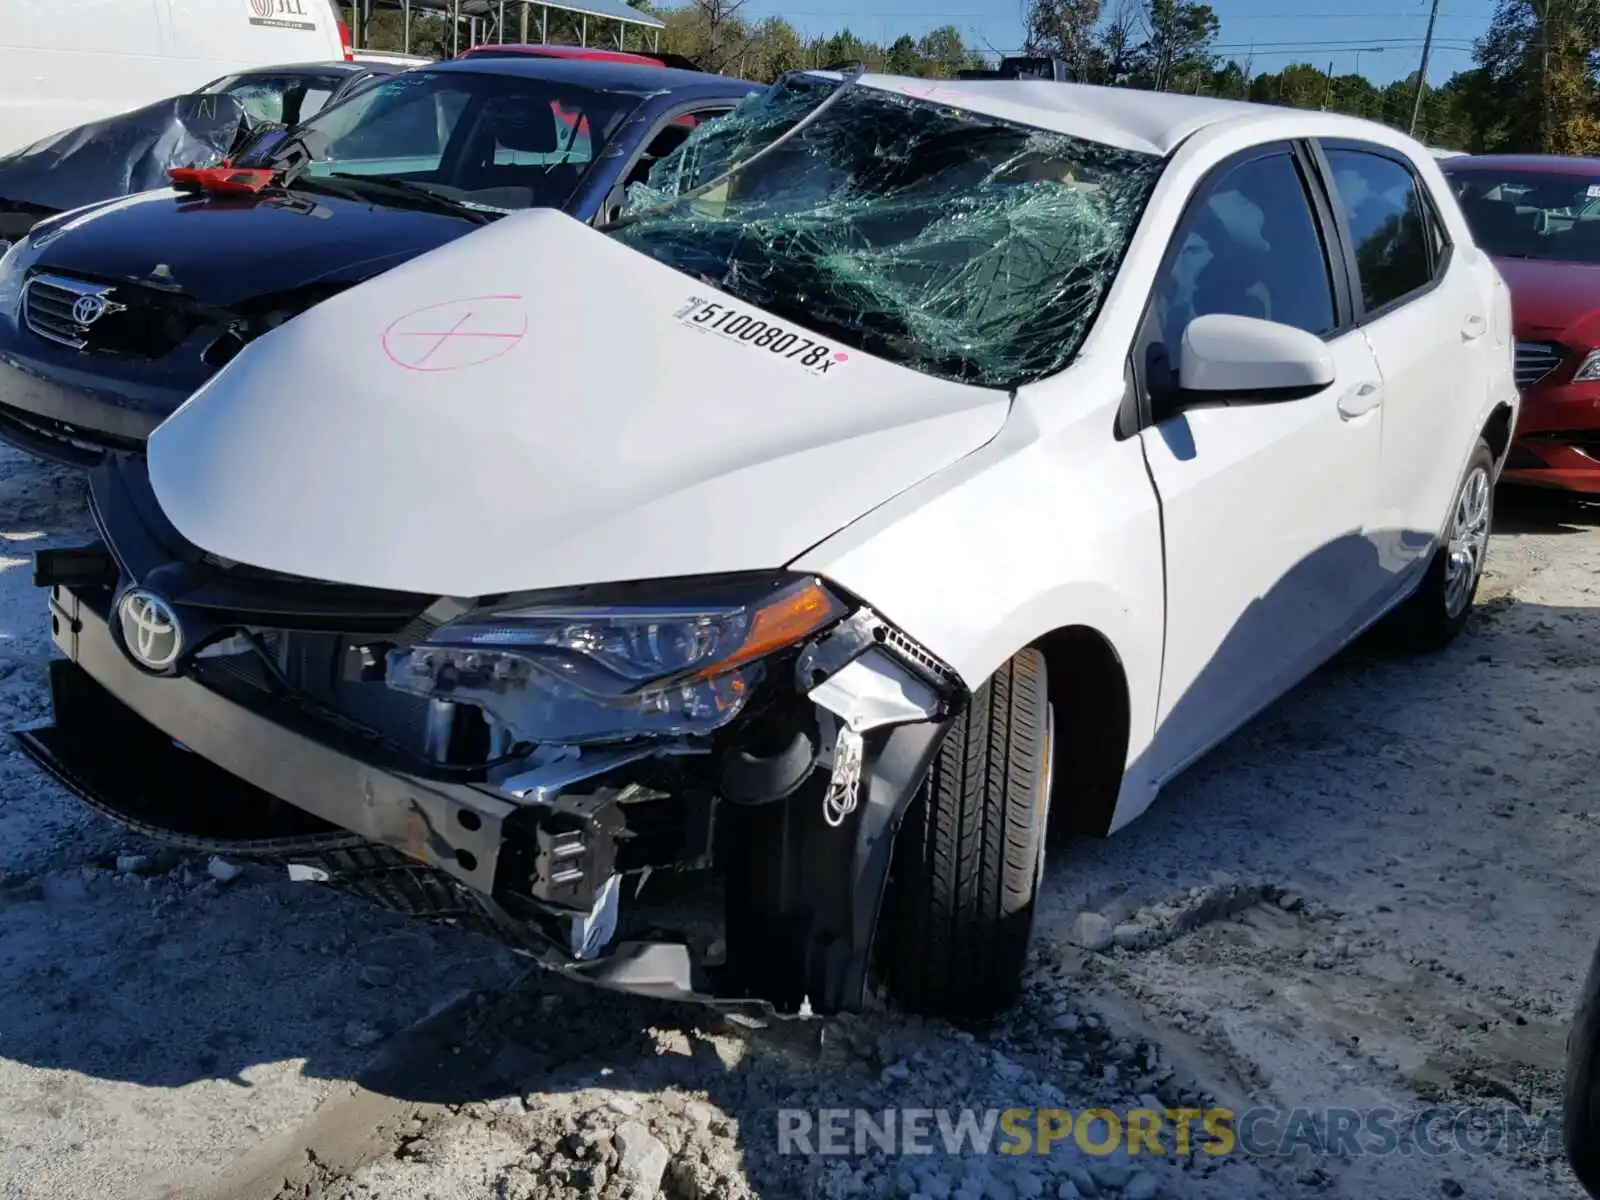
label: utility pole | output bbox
[1322,59,1334,110]
[1408,0,1442,136]
[1536,0,1553,150]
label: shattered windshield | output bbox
[608,74,1164,389]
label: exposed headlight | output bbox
[385,576,847,745]
[1574,349,1600,382]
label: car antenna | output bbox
[597,63,867,234]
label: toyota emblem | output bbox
[117,589,184,671]
[71,294,108,327]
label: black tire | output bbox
[1380,438,1496,653]
[879,647,1050,1020]
[1567,937,1600,1198]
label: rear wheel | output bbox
[879,648,1051,1020]
[1380,439,1495,652]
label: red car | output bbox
[455,43,701,72]
[1443,154,1600,493]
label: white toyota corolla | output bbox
[14,70,1518,1020]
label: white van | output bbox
[0,0,352,156]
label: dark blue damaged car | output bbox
[0,56,758,466]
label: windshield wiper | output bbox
[320,173,499,224]
[597,64,866,234]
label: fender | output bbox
[793,366,1167,828]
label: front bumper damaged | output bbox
[17,566,956,1016]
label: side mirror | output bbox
[1176,312,1335,406]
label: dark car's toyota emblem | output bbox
[117,589,184,670]
[71,294,108,326]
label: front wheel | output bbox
[1380,438,1495,652]
[878,648,1051,1020]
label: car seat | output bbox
[1460,194,1530,253]
[1557,213,1600,256]
[461,99,585,206]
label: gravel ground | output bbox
[0,444,1594,1200]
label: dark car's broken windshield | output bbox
[608,74,1164,389]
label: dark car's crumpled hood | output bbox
[25,185,483,310]
[0,92,254,233]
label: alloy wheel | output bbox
[1444,465,1492,619]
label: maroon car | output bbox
[1442,154,1600,494]
[455,43,701,72]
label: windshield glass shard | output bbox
[608,75,1165,389]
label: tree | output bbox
[1208,59,1249,100]
[916,25,970,77]
[752,16,805,79]
[1249,62,1327,109]
[683,0,756,76]
[350,10,452,57]
[820,27,882,69]
[1132,0,1220,93]
[1090,0,1144,85]
[1471,0,1600,153]
[618,0,1597,147]
[885,33,923,76]
[1022,0,1102,81]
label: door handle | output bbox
[1462,314,1487,340]
[1337,382,1382,420]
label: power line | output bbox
[1212,36,1472,49]
[1217,5,1485,15]
[1213,10,1486,19]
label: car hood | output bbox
[147,209,1012,598]
[24,185,482,310]
[1494,255,1600,344]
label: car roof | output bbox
[823,72,1423,158]
[459,44,664,65]
[227,61,381,78]
[1440,153,1600,175]
[422,55,753,93]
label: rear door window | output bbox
[1322,147,1438,314]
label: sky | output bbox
[733,0,1502,88]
